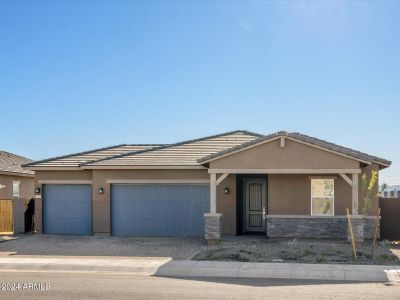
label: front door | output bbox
[244,178,266,233]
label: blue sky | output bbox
[1,1,399,184]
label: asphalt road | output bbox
[0,271,399,300]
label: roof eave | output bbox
[374,160,391,169]
[197,132,383,167]
[81,165,207,170]
[22,144,131,168]
[23,166,82,171]
[0,170,35,177]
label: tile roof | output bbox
[83,130,263,168]
[23,130,391,170]
[0,151,34,176]
[23,144,163,168]
[198,131,391,167]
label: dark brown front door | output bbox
[244,178,266,233]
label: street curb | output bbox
[156,261,400,282]
[0,257,399,282]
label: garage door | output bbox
[111,184,210,237]
[43,184,92,235]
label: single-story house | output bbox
[0,151,35,234]
[23,131,391,242]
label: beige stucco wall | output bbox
[0,173,34,234]
[209,139,360,169]
[92,169,209,234]
[0,174,34,200]
[34,170,93,182]
[267,174,352,215]
[217,174,236,235]
[32,158,381,235]
[33,168,236,235]
[222,165,379,234]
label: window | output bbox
[390,191,395,197]
[397,190,400,198]
[384,191,388,197]
[12,181,20,197]
[311,179,334,216]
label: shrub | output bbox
[279,239,300,260]
[303,249,316,257]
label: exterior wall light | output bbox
[35,187,41,194]
[98,187,104,195]
[224,187,230,195]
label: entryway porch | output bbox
[204,168,362,243]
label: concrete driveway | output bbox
[0,234,206,259]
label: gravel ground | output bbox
[0,236,20,243]
[0,234,207,259]
[2,235,399,264]
[193,236,400,265]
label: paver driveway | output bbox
[0,234,206,259]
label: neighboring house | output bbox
[23,131,391,242]
[0,151,35,233]
[380,185,400,198]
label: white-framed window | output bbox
[311,179,334,216]
[12,181,20,198]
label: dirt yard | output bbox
[0,234,206,259]
[0,236,19,243]
[193,236,400,265]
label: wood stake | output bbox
[371,208,381,258]
[346,208,357,259]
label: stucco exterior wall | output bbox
[267,174,352,216]
[31,161,381,236]
[34,169,237,235]
[0,174,34,200]
[217,174,236,235]
[91,169,210,234]
[0,174,34,234]
[34,170,93,182]
[209,139,360,169]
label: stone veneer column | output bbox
[204,213,223,245]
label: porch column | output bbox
[204,173,222,244]
[352,173,359,215]
[339,172,362,242]
[349,173,363,243]
[210,173,217,213]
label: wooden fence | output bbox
[379,197,400,241]
[0,200,13,233]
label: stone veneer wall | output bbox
[204,213,223,241]
[266,216,379,239]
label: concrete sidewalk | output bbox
[0,256,399,282]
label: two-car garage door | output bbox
[111,184,210,237]
[42,184,209,237]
